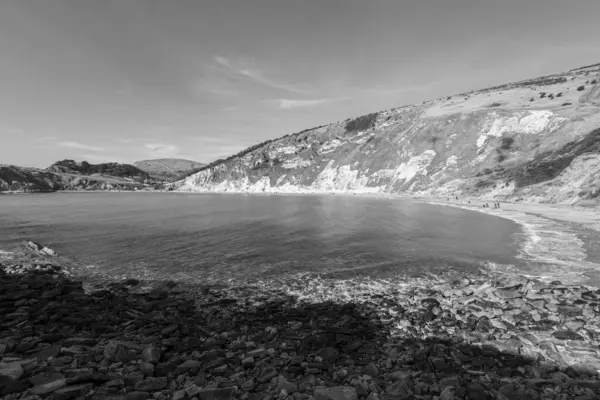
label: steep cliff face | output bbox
[173,64,600,205]
[0,165,62,192]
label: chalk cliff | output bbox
[173,63,600,205]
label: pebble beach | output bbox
[2,244,600,400]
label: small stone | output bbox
[34,345,62,360]
[439,386,456,400]
[278,375,298,394]
[186,384,202,397]
[318,347,339,362]
[0,362,24,381]
[154,362,172,377]
[565,320,585,331]
[135,377,167,391]
[466,382,491,400]
[430,357,451,372]
[553,331,584,341]
[31,378,67,395]
[142,344,161,364]
[52,383,94,399]
[495,285,523,299]
[242,356,255,368]
[177,359,202,372]
[173,389,187,400]
[364,362,378,377]
[139,362,155,376]
[30,372,66,386]
[126,391,152,400]
[104,340,137,362]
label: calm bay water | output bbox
[0,192,526,284]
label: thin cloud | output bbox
[143,142,197,159]
[195,81,243,98]
[214,55,308,94]
[59,141,104,151]
[268,97,350,109]
[145,143,178,153]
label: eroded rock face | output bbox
[173,65,600,205]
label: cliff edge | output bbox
[173,63,600,206]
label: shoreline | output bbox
[3,248,600,399]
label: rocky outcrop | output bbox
[2,249,600,399]
[0,164,157,193]
[173,64,600,206]
[0,165,62,193]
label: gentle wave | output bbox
[429,202,600,285]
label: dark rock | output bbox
[364,362,379,377]
[134,376,167,391]
[51,382,94,400]
[142,344,161,364]
[553,331,584,341]
[31,378,67,395]
[125,391,151,400]
[319,347,339,362]
[465,382,491,400]
[104,340,138,362]
[34,344,62,360]
[154,363,172,377]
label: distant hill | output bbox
[47,159,150,180]
[0,163,157,193]
[133,158,205,180]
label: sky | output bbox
[1,0,599,168]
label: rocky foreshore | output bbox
[2,255,600,400]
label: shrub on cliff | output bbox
[577,85,586,91]
[500,137,514,150]
[344,113,378,133]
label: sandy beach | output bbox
[410,196,600,232]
